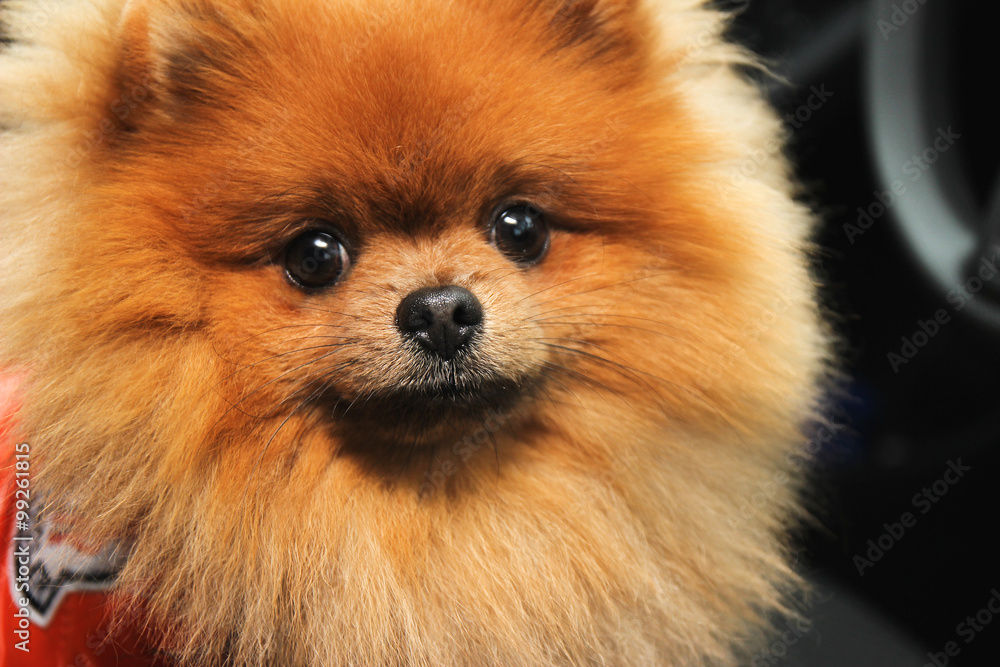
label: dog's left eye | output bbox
[284,230,350,289]
[491,204,550,265]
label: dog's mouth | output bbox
[324,368,533,451]
[311,280,541,452]
[324,364,538,451]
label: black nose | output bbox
[395,286,484,360]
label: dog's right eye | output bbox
[284,230,351,290]
[491,204,550,265]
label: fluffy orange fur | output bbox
[0,0,827,664]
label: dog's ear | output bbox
[544,0,644,60]
[114,0,258,127]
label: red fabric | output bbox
[1,374,164,665]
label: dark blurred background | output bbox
[725,0,1000,664]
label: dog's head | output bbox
[32,0,813,455]
[0,0,826,664]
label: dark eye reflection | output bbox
[284,230,350,289]
[491,204,550,265]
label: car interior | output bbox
[729,0,1000,664]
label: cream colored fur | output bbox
[0,1,827,665]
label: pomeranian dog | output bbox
[0,0,827,664]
